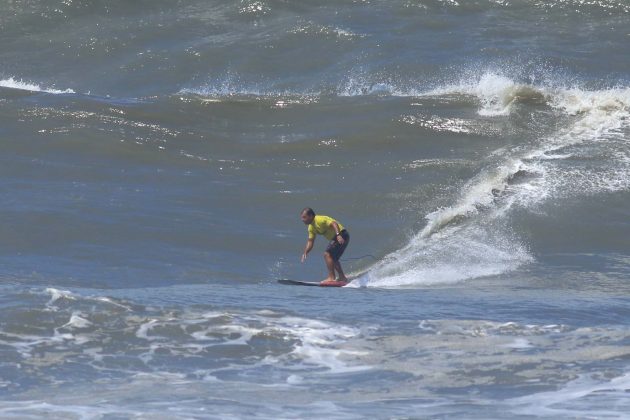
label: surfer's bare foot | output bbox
[321,278,348,286]
[320,278,343,285]
[336,276,348,282]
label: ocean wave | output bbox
[175,69,550,105]
[508,370,630,417]
[0,77,75,94]
[289,21,364,40]
[179,74,266,99]
[532,0,630,15]
[362,79,630,288]
[2,288,369,390]
[418,0,630,14]
[350,318,630,392]
[425,72,550,116]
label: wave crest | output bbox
[0,77,75,94]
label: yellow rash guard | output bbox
[307,215,345,241]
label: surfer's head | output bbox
[301,207,315,224]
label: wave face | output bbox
[356,73,630,287]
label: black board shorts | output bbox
[325,230,349,261]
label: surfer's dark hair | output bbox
[301,207,315,217]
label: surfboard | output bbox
[277,279,348,287]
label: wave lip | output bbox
[0,77,75,94]
[425,72,549,116]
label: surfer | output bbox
[300,207,350,286]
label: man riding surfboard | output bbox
[300,207,350,286]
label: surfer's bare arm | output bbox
[301,238,314,262]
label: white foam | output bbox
[552,86,630,117]
[366,200,533,288]
[508,371,630,417]
[472,73,528,116]
[135,319,159,340]
[127,309,370,375]
[290,22,363,40]
[0,77,75,94]
[418,320,569,338]
[281,316,370,373]
[45,287,77,308]
[94,296,132,311]
[61,312,92,329]
[193,324,258,346]
[502,338,533,349]
[525,86,630,198]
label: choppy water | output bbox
[1,1,629,418]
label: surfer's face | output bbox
[301,212,314,225]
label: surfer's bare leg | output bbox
[323,252,336,282]
[334,261,348,282]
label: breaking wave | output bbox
[354,73,630,288]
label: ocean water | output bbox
[1,0,629,418]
